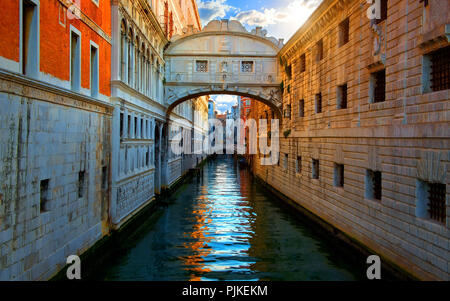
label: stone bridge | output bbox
[164,20,284,118]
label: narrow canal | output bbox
[93,157,368,281]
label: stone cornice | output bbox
[279,0,352,60]
[111,80,167,111]
[0,69,113,115]
[167,31,281,54]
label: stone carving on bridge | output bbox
[164,20,283,114]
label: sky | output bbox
[197,0,323,41]
[199,0,323,113]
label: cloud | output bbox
[198,0,234,24]
[214,95,238,105]
[233,8,289,27]
[230,0,322,39]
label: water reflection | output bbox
[95,157,364,281]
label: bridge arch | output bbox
[164,20,284,120]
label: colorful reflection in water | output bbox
[95,157,365,281]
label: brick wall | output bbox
[250,0,449,280]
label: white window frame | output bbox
[70,25,82,92]
[89,40,99,98]
[20,0,40,78]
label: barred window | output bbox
[296,156,302,174]
[339,18,350,47]
[241,61,254,73]
[196,60,208,72]
[298,99,305,117]
[334,164,344,187]
[337,84,348,109]
[312,159,319,179]
[371,69,386,103]
[316,39,323,61]
[430,46,450,92]
[300,54,306,73]
[427,183,446,224]
[366,170,382,200]
[315,93,322,113]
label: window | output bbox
[339,18,350,47]
[371,70,386,103]
[428,46,450,92]
[241,61,254,72]
[127,115,131,137]
[416,181,446,224]
[71,29,81,91]
[140,118,144,138]
[315,93,322,113]
[22,0,38,77]
[296,156,302,174]
[298,99,304,117]
[134,116,138,137]
[286,64,292,79]
[375,0,388,24]
[284,154,288,170]
[196,60,208,72]
[312,159,319,179]
[300,54,306,73]
[40,179,50,212]
[316,39,323,61]
[284,104,291,118]
[120,112,124,137]
[366,170,382,200]
[334,164,344,187]
[101,166,108,190]
[337,84,348,109]
[90,44,99,97]
[78,171,85,198]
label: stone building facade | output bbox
[249,0,450,280]
[0,0,113,280]
[0,0,208,280]
[109,0,208,228]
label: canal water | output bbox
[93,157,367,281]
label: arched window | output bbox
[120,20,127,81]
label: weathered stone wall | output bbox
[0,74,112,280]
[250,0,449,280]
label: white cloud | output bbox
[231,0,322,40]
[233,8,289,27]
[214,95,238,105]
[198,0,234,24]
[212,95,238,114]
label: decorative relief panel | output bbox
[116,173,154,220]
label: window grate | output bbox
[335,164,344,187]
[373,70,386,103]
[430,46,450,92]
[298,99,305,117]
[339,18,349,46]
[316,39,323,61]
[196,60,208,72]
[241,61,254,73]
[428,183,446,224]
[338,84,348,109]
[312,159,319,179]
[300,54,306,73]
[373,171,382,200]
[315,93,322,113]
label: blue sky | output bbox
[199,0,322,113]
[197,0,322,41]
